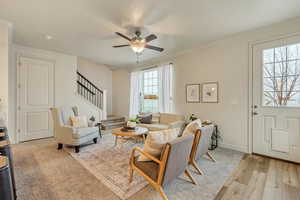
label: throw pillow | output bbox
[182,119,202,136]
[70,116,88,128]
[138,128,180,161]
[72,106,79,116]
[137,114,152,124]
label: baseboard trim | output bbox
[219,142,248,153]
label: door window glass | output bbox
[263,43,300,107]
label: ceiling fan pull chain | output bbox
[136,53,140,64]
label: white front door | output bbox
[18,57,54,142]
[252,35,300,163]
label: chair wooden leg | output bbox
[142,134,146,143]
[190,160,204,175]
[114,136,118,146]
[184,169,197,185]
[206,152,216,162]
[57,143,63,150]
[155,186,168,200]
[129,167,134,184]
[75,146,80,153]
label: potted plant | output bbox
[127,118,140,128]
[189,114,197,121]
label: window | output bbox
[141,69,159,112]
[263,43,300,107]
[129,63,173,117]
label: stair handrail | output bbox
[77,71,103,94]
[76,81,96,95]
[77,71,104,110]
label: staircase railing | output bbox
[77,71,103,109]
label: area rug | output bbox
[66,134,244,200]
[65,135,146,200]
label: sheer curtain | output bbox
[158,63,174,113]
[129,71,142,117]
[129,63,174,117]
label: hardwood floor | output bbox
[215,154,300,200]
[11,137,300,200]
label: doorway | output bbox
[252,35,300,163]
[17,56,54,142]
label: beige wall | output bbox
[112,18,300,152]
[112,69,130,118]
[0,21,10,127]
[77,57,112,115]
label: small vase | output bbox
[127,121,136,128]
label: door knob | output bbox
[252,111,258,115]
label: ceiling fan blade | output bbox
[115,32,131,41]
[113,44,130,48]
[145,45,164,52]
[145,34,157,42]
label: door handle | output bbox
[252,111,258,115]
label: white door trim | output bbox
[248,31,300,154]
[16,55,55,143]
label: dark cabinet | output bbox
[0,156,14,200]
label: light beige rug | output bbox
[66,135,147,200]
[66,134,244,200]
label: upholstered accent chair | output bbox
[50,107,99,153]
[184,122,216,175]
[129,134,196,200]
[137,113,185,132]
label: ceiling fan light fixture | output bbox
[131,38,146,53]
[113,31,163,54]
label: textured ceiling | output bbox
[1,0,300,68]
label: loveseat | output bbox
[137,113,185,132]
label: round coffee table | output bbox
[112,127,148,146]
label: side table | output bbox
[203,123,219,150]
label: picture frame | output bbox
[202,82,219,103]
[186,84,200,103]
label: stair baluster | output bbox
[76,71,103,110]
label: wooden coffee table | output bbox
[112,127,148,146]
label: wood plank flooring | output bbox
[215,154,300,200]
[11,137,300,200]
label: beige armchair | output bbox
[50,107,99,153]
[129,134,196,200]
[137,113,185,133]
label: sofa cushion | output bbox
[151,113,160,123]
[72,106,79,116]
[137,114,152,124]
[72,126,98,139]
[70,116,88,128]
[60,107,75,126]
[138,123,169,131]
[182,119,202,136]
[138,128,179,161]
[159,113,184,124]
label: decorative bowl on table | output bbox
[121,126,136,132]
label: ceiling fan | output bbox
[113,31,164,54]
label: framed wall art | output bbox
[202,82,219,103]
[186,84,200,103]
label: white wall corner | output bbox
[102,90,107,120]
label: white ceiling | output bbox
[1,0,300,68]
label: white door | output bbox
[18,57,54,142]
[252,35,300,163]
